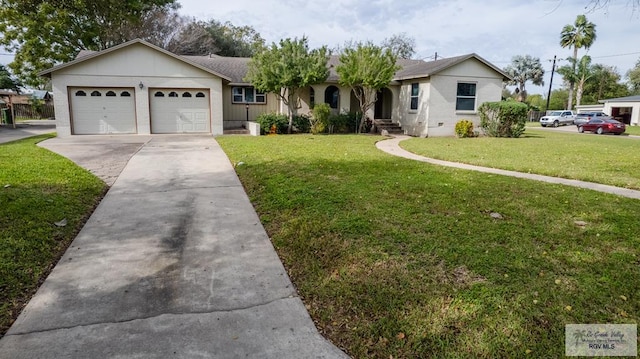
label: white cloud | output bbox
[179,0,640,94]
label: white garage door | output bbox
[70,88,136,134]
[150,89,211,133]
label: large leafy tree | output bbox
[166,20,265,57]
[206,20,265,57]
[581,64,629,103]
[559,14,597,109]
[381,33,416,60]
[0,64,21,92]
[626,58,640,95]
[504,55,545,102]
[0,0,177,87]
[336,42,400,133]
[246,37,329,133]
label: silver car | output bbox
[540,111,575,127]
[574,112,611,126]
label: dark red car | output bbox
[577,118,626,135]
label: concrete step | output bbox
[223,128,250,135]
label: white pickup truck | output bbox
[539,110,576,127]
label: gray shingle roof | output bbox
[182,55,250,84]
[601,95,640,103]
[50,39,511,84]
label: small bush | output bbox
[310,103,330,134]
[293,114,311,133]
[328,112,360,134]
[455,119,475,138]
[256,113,288,135]
[479,101,528,138]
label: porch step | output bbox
[223,128,250,135]
[374,119,404,135]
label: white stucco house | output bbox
[40,39,510,137]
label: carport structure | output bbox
[601,95,640,125]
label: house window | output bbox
[456,83,476,111]
[324,86,339,109]
[75,90,86,96]
[232,87,265,104]
[91,90,101,97]
[410,83,419,110]
[309,87,315,108]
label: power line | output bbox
[590,51,640,59]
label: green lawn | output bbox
[0,135,106,335]
[401,129,640,190]
[218,135,639,358]
[625,125,640,136]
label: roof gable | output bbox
[394,53,511,81]
[39,39,231,81]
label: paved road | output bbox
[0,135,348,358]
[0,120,56,144]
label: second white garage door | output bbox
[150,89,211,133]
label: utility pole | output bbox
[545,55,556,113]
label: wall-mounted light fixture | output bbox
[139,81,144,89]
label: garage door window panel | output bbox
[154,91,165,97]
[91,91,101,97]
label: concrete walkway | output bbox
[0,135,347,358]
[376,136,640,200]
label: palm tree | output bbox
[559,14,597,110]
[504,55,545,102]
[574,56,593,106]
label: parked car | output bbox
[539,110,576,127]
[577,118,626,135]
[574,112,611,126]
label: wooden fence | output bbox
[11,103,55,119]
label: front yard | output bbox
[401,130,640,190]
[0,135,106,335]
[218,134,639,358]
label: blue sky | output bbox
[1,0,638,95]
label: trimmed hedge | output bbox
[479,101,528,138]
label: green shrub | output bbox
[293,114,311,133]
[310,103,330,134]
[256,113,288,134]
[479,101,528,138]
[327,112,360,134]
[455,119,475,138]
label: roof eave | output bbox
[38,39,232,81]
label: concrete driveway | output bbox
[0,120,56,144]
[0,135,347,358]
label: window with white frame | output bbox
[410,83,419,110]
[456,83,476,111]
[232,87,266,104]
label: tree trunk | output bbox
[566,46,578,110]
